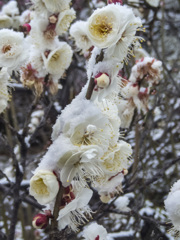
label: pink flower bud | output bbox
[22,23,31,33]
[122,169,128,175]
[94,73,110,89]
[32,213,49,229]
[107,0,123,5]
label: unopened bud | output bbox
[49,15,58,24]
[122,169,128,175]
[95,73,110,89]
[32,213,49,229]
[100,194,111,203]
[21,23,31,33]
[95,236,100,240]
[107,0,123,5]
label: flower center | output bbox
[81,35,89,43]
[90,15,113,39]
[81,125,97,145]
[51,51,60,62]
[34,178,48,195]
[2,44,11,53]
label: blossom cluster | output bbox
[29,0,162,237]
[0,0,74,109]
[118,56,162,128]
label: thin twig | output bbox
[85,50,104,100]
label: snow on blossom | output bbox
[51,97,112,150]
[70,21,93,53]
[0,29,28,71]
[83,222,108,240]
[55,8,76,36]
[114,196,131,212]
[0,67,10,114]
[1,0,19,17]
[86,48,123,100]
[129,57,162,85]
[29,170,59,205]
[37,135,77,171]
[165,180,180,236]
[58,187,93,232]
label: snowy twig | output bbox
[85,50,104,100]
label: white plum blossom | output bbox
[86,3,142,60]
[29,170,59,205]
[129,57,162,85]
[96,99,121,135]
[83,222,108,240]
[42,0,71,13]
[165,180,180,236]
[0,29,28,71]
[0,67,10,114]
[29,14,56,48]
[58,145,104,187]
[55,8,76,36]
[86,4,124,49]
[42,42,73,77]
[100,140,132,174]
[67,115,112,150]
[58,187,93,232]
[70,21,93,53]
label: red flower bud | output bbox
[95,236,100,240]
[32,213,49,229]
[22,23,31,33]
[107,0,123,5]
